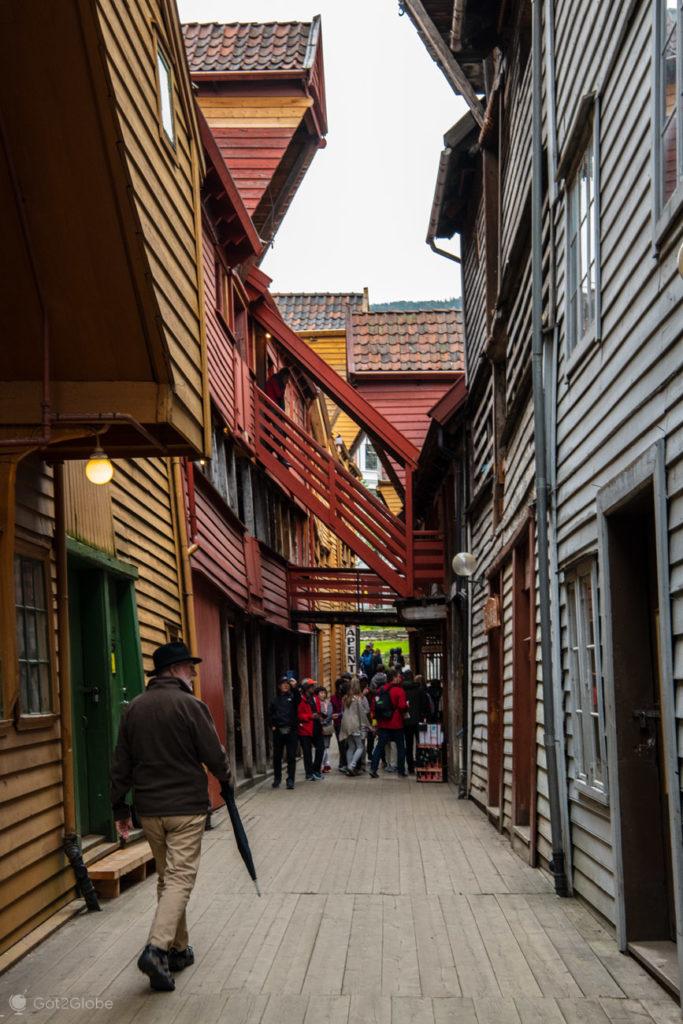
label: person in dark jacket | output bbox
[269,676,298,790]
[402,669,429,774]
[369,668,408,778]
[110,641,232,993]
[264,366,290,410]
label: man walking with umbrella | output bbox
[110,641,232,993]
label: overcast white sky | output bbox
[178,0,467,303]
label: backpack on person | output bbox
[360,650,375,675]
[374,686,394,721]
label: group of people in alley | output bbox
[268,648,439,788]
[108,639,440,993]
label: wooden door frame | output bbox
[597,441,683,985]
[511,518,537,863]
[487,567,504,822]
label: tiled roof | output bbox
[348,309,463,373]
[273,292,365,332]
[182,22,313,74]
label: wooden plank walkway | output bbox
[0,768,679,1023]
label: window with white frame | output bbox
[566,561,608,799]
[15,553,53,715]
[156,46,175,145]
[566,129,599,353]
[655,0,681,214]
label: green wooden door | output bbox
[69,553,143,839]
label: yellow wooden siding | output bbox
[197,94,312,129]
[378,482,403,516]
[96,0,205,450]
[111,458,184,671]
[333,411,361,452]
[63,461,116,555]
[305,333,349,426]
[0,461,71,956]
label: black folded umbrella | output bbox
[221,783,261,896]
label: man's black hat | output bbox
[148,641,202,676]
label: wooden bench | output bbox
[88,841,155,899]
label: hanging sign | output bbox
[346,626,359,674]
[483,595,501,631]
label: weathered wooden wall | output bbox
[96,0,206,451]
[0,461,66,955]
[550,0,683,924]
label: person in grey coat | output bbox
[339,677,370,776]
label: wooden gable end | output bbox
[197,91,312,215]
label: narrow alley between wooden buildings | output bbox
[1,768,679,1024]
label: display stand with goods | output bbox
[416,723,444,782]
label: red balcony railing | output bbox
[255,387,411,596]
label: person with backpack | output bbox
[369,668,408,778]
[401,669,429,775]
[269,676,299,790]
[359,643,376,677]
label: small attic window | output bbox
[156,46,175,145]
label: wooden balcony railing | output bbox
[255,387,411,596]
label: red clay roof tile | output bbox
[273,292,364,332]
[347,309,463,374]
[182,22,313,74]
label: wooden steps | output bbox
[88,841,155,899]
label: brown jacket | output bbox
[110,676,232,819]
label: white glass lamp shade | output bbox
[452,551,478,578]
[85,448,114,485]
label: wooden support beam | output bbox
[250,621,267,775]
[252,301,419,469]
[401,0,485,127]
[235,619,253,778]
[220,612,237,778]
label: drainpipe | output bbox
[532,0,568,896]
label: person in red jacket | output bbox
[298,680,324,780]
[369,668,408,778]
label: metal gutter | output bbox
[531,0,568,897]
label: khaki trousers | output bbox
[139,814,206,951]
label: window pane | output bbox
[22,558,35,606]
[662,109,678,204]
[365,444,379,470]
[661,2,678,204]
[567,582,585,776]
[15,555,52,714]
[157,49,175,143]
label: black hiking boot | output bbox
[286,778,295,790]
[137,944,175,991]
[168,946,195,972]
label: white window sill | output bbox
[574,777,609,807]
